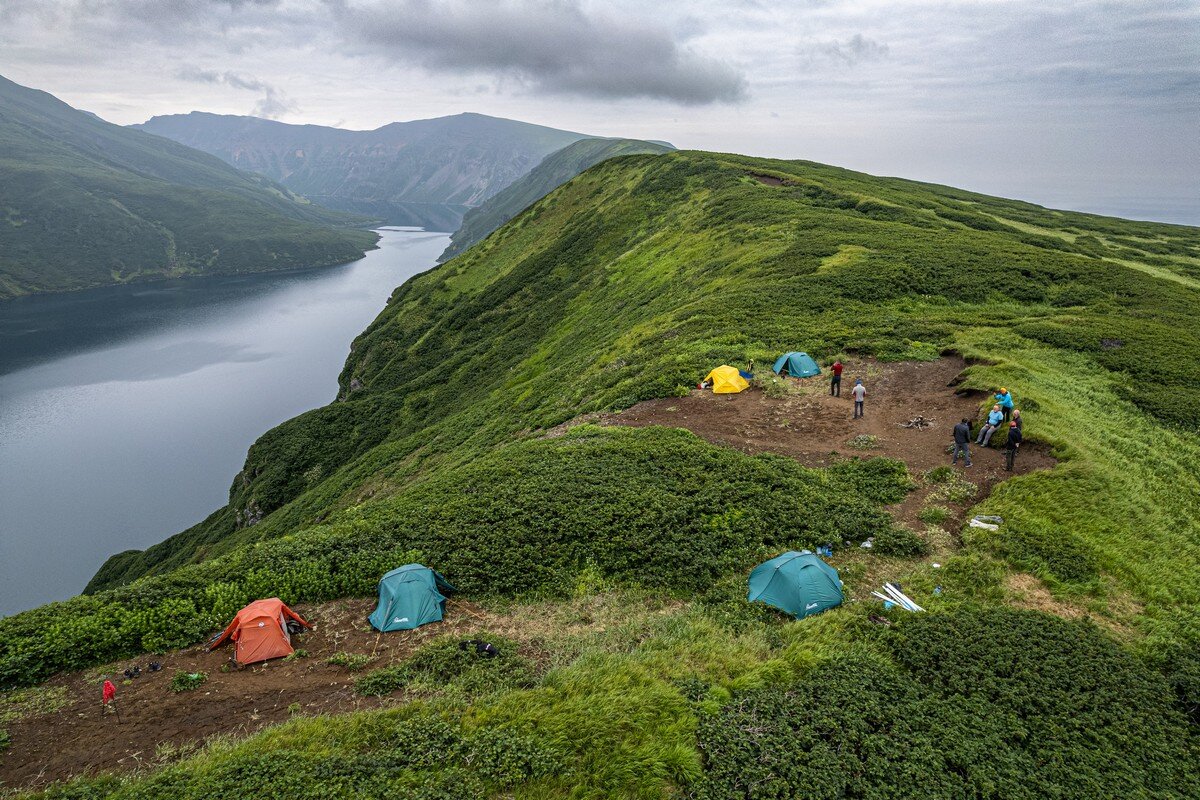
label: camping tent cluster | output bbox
[211,551,842,667]
[210,564,455,666]
[702,351,822,395]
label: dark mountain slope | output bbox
[438,136,675,261]
[0,75,377,299]
[134,111,591,227]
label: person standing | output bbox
[851,379,866,418]
[1005,420,1022,471]
[1012,408,1023,433]
[830,360,843,396]
[952,418,973,467]
[995,387,1014,422]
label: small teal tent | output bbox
[369,564,456,632]
[747,551,842,619]
[773,352,821,378]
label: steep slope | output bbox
[5,151,1200,796]
[438,137,675,261]
[0,76,377,299]
[134,112,591,228]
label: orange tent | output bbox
[208,598,311,665]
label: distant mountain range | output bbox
[439,137,675,262]
[134,112,594,230]
[0,75,377,299]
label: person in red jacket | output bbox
[830,360,843,396]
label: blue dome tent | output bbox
[369,564,456,632]
[772,352,822,378]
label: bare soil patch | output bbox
[0,598,498,792]
[599,356,1056,532]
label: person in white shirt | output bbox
[851,379,866,418]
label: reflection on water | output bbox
[0,229,447,616]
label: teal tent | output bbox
[747,551,842,619]
[772,352,821,378]
[369,564,456,632]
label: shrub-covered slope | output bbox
[0,75,377,298]
[438,137,675,261]
[6,149,1200,796]
[90,151,1200,596]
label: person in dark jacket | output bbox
[830,360,843,396]
[952,418,972,467]
[1012,408,1023,433]
[1005,420,1022,471]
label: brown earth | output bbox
[0,598,499,792]
[598,356,1056,532]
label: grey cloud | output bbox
[801,34,890,67]
[330,0,747,105]
[175,65,296,118]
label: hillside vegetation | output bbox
[6,151,1200,796]
[438,137,675,261]
[0,75,377,299]
[135,111,591,228]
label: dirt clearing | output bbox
[598,356,1055,530]
[0,598,499,792]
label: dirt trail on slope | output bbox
[0,598,497,792]
[598,356,1055,530]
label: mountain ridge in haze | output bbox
[0,75,377,299]
[134,111,594,228]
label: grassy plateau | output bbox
[3,150,1200,798]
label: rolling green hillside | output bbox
[0,76,378,299]
[438,137,675,261]
[6,151,1200,797]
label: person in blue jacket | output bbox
[976,404,1004,447]
[994,387,1014,422]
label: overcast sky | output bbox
[2,0,1197,223]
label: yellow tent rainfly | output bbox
[704,365,750,394]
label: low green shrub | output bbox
[698,609,1200,798]
[918,504,951,524]
[327,652,373,671]
[0,727,9,751]
[356,635,536,699]
[282,649,308,662]
[846,434,879,450]
[169,671,206,693]
[871,526,928,557]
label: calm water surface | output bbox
[0,228,447,616]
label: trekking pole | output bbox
[114,700,122,724]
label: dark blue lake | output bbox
[0,228,447,616]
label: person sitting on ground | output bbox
[851,378,866,418]
[830,359,843,396]
[1005,420,1023,471]
[995,387,1015,422]
[952,417,973,467]
[976,404,1004,446]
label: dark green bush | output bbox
[698,610,1200,799]
[871,525,928,557]
[355,635,536,698]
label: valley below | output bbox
[0,229,447,615]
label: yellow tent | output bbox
[704,365,750,394]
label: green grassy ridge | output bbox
[0,75,377,298]
[3,427,911,687]
[91,150,1199,590]
[23,603,1199,799]
[438,137,675,262]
